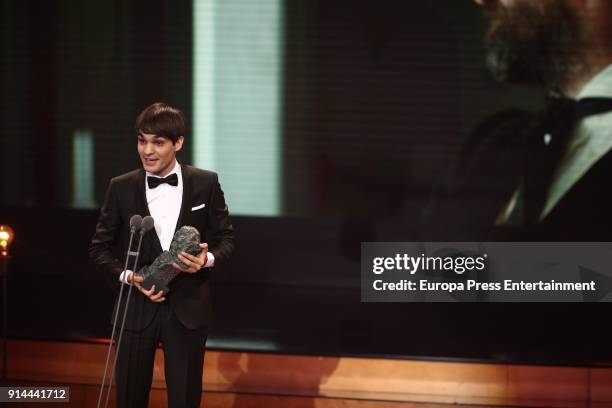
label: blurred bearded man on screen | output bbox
[425,0,612,240]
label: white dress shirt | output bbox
[146,160,184,251]
[119,160,214,284]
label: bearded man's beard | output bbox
[484,0,587,94]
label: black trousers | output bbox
[115,302,208,408]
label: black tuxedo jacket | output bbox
[89,164,235,330]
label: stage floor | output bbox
[2,339,611,407]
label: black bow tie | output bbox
[147,173,179,189]
[571,97,612,120]
[540,97,612,139]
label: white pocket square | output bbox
[191,203,206,211]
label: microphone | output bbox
[129,215,143,233]
[140,216,155,235]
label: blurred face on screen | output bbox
[137,132,184,177]
[476,0,586,93]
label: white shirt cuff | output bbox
[119,270,133,284]
[204,252,215,268]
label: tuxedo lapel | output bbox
[135,169,149,217]
[135,169,163,255]
[176,164,193,231]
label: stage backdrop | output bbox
[3,0,609,365]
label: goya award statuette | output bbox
[138,226,202,294]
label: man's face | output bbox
[137,132,184,177]
[476,0,584,92]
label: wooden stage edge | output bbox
[2,339,612,408]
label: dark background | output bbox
[2,0,609,365]
[0,0,543,211]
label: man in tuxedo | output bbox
[427,0,612,239]
[89,102,235,407]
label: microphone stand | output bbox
[103,226,148,408]
[96,224,139,408]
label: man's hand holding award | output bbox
[135,226,205,296]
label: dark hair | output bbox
[135,102,185,143]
